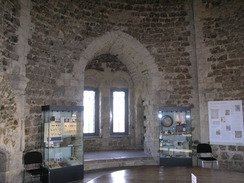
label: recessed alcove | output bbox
[78,30,161,158]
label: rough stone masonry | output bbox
[0,0,243,182]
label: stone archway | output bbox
[74,30,162,159]
[76,31,159,81]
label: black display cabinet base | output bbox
[41,165,84,183]
[160,157,192,166]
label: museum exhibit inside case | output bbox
[158,106,192,166]
[41,105,84,183]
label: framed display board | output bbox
[208,100,244,145]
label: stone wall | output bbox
[194,0,244,171]
[0,0,244,181]
[25,0,198,158]
[0,0,26,182]
[0,76,15,183]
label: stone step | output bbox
[84,157,157,171]
[83,150,158,171]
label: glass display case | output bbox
[41,105,84,183]
[158,106,192,166]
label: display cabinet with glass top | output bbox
[158,106,192,166]
[41,105,84,183]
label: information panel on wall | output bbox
[208,100,244,145]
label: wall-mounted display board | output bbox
[208,100,244,145]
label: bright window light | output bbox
[112,91,125,133]
[83,90,96,133]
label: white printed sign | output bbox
[191,173,197,183]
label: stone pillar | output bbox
[2,0,31,182]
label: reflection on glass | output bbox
[159,108,192,159]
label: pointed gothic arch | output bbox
[75,30,161,157]
[75,30,161,97]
